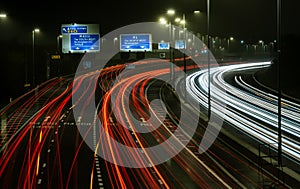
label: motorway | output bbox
[187,62,300,162]
[1,58,299,188]
[186,61,300,187]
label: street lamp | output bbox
[0,13,7,24]
[32,28,40,87]
[57,35,62,52]
[166,9,175,83]
[227,36,234,50]
[169,7,208,115]
[167,9,175,15]
[113,37,118,46]
[159,9,202,93]
[169,8,206,112]
[169,10,200,90]
[0,13,7,18]
[259,40,265,52]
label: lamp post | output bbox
[170,10,201,96]
[113,37,118,46]
[57,35,62,52]
[57,35,62,77]
[166,7,208,115]
[276,0,282,169]
[160,9,201,93]
[158,16,174,83]
[207,0,211,118]
[259,40,264,52]
[227,37,234,51]
[32,28,40,87]
[175,11,201,34]
[167,9,175,84]
[182,14,187,98]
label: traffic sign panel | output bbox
[175,40,186,49]
[70,34,100,52]
[61,25,88,34]
[120,34,152,52]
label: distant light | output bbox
[241,40,244,44]
[230,37,234,41]
[175,17,181,22]
[0,13,7,18]
[24,83,31,87]
[180,20,186,25]
[34,28,40,32]
[159,17,167,25]
[167,9,175,15]
[159,17,166,22]
[194,10,200,14]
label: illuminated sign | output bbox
[158,42,170,50]
[175,40,186,49]
[120,34,152,52]
[50,54,61,60]
[61,26,88,34]
[70,34,100,51]
[61,24,100,53]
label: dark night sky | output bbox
[0,0,299,107]
[2,0,299,44]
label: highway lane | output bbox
[186,61,300,187]
[91,59,286,188]
[1,58,296,188]
[85,60,234,188]
[1,72,113,188]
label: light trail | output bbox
[2,59,295,188]
[186,61,300,163]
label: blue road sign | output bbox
[175,40,186,49]
[70,34,100,51]
[120,34,152,52]
[158,42,170,50]
[62,25,88,34]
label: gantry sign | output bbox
[61,23,100,53]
